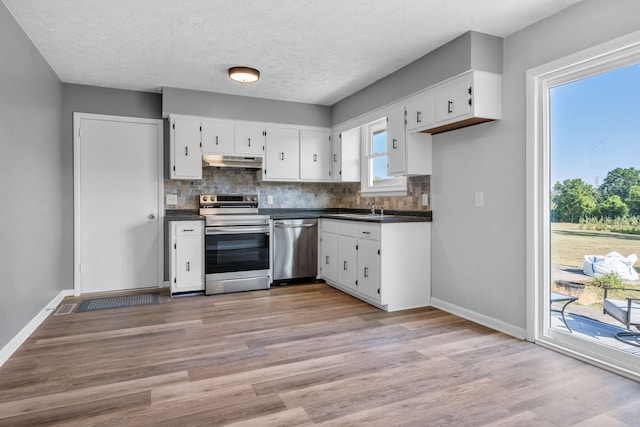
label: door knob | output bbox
[148,214,156,220]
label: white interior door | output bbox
[74,113,163,295]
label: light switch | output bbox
[421,193,429,206]
[267,195,273,205]
[475,191,484,207]
[166,194,178,205]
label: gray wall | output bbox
[163,87,331,127]
[331,31,503,126]
[0,2,64,349]
[431,0,640,332]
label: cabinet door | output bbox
[357,239,380,302]
[337,235,358,291]
[300,129,331,181]
[171,118,202,179]
[331,129,341,181]
[264,127,299,180]
[340,127,361,182]
[434,77,472,123]
[235,124,265,155]
[405,91,435,132]
[386,106,406,175]
[320,232,338,283]
[172,222,204,293]
[201,121,234,154]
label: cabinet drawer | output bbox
[336,221,359,237]
[175,222,203,236]
[357,223,379,240]
[321,219,339,234]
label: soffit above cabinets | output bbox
[3,0,583,106]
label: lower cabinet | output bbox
[170,221,204,294]
[318,219,430,311]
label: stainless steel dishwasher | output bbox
[273,218,318,284]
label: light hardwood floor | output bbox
[0,283,639,426]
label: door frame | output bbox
[73,112,165,296]
[526,31,640,380]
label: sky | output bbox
[550,61,640,188]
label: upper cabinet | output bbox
[201,120,234,155]
[263,127,299,181]
[387,105,432,177]
[331,127,360,182]
[300,129,331,181]
[411,70,502,135]
[170,117,202,180]
[235,124,265,156]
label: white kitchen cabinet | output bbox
[235,124,265,155]
[201,120,234,154]
[331,127,360,182]
[405,91,435,132]
[300,129,331,181]
[170,221,204,294]
[427,70,502,134]
[170,117,202,179]
[320,230,338,283]
[386,106,432,177]
[319,219,430,311]
[263,127,299,181]
[337,235,358,291]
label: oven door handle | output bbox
[206,226,270,235]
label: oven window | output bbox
[205,232,269,274]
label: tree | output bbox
[596,195,629,218]
[552,178,597,222]
[599,167,640,200]
[626,185,640,217]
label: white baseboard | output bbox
[430,297,527,340]
[0,289,74,367]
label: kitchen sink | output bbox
[325,213,395,220]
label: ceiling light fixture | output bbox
[228,66,260,83]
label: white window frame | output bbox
[360,117,407,196]
[527,30,640,381]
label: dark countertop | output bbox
[261,208,432,223]
[165,210,204,222]
[165,208,432,223]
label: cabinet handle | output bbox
[248,137,251,147]
[313,154,317,162]
[185,146,188,156]
[392,139,397,149]
[186,261,190,272]
[362,231,371,235]
[364,266,369,278]
[447,100,454,114]
[334,154,337,162]
[182,229,193,232]
[343,260,347,271]
[280,152,285,160]
[215,136,219,145]
[325,255,330,265]
[416,111,422,123]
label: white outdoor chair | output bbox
[603,287,640,346]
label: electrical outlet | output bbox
[267,195,273,205]
[475,191,484,207]
[166,194,178,205]
[421,193,429,206]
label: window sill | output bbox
[360,190,408,197]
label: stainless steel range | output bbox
[199,194,270,295]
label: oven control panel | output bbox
[200,194,258,207]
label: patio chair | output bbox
[603,287,640,347]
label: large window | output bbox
[360,118,406,195]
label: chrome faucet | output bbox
[367,202,376,214]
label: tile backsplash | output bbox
[164,168,430,211]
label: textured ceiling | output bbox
[3,0,583,106]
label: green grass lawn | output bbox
[551,222,640,311]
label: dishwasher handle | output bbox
[274,221,317,228]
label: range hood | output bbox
[202,154,263,169]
